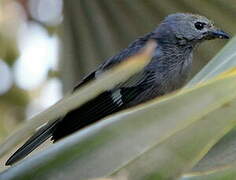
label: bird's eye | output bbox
[194,22,206,30]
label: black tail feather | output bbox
[5,121,57,166]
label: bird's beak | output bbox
[208,29,230,39]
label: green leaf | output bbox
[182,164,236,180]
[180,37,236,176]
[184,36,236,175]
[186,36,236,87]
[111,93,236,180]
[191,129,236,173]
[1,73,236,180]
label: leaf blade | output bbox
[2,72,236,180]
[187,36,236,87]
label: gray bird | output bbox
[6,13,229,165]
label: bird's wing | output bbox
[73,32,155,90]
[6,34,156,165]
[51,70,156,141]
[71,45,143,91]
[52,36,158,140]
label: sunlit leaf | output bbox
[182,164,236,180]
[111,94,236,180]
[1,72,236,180]
[187,36,236,87]
[190,124,236,173]
[184,37,236,174]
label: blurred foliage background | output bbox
[0,0,235,142]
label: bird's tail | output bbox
[5,121,57,166]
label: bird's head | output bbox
[155,13,229,46]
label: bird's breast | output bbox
[164,54,193,93]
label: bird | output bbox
[6,13,229,165]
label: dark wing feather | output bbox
[52,33,157,141]
[73,32,154,91]
[73,71,96,90]
[6,32,156,165]
[5,121,57,165]
[52,70,156,141]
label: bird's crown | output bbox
[154,13,229,46]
